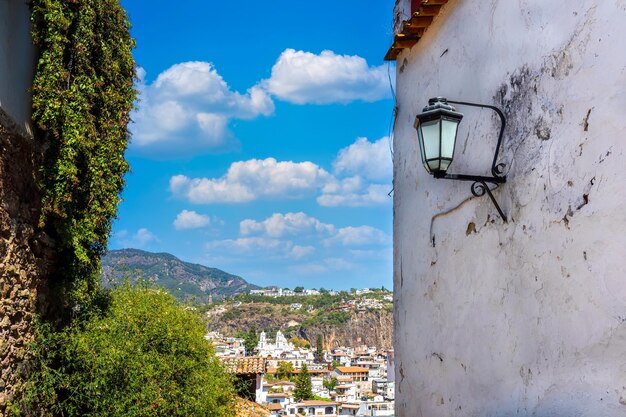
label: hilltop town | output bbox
[204,287,394,416]
[208,329,394,416]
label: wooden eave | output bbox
[384,0,449,61]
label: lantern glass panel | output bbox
[420,120,441,162]
[441,118,460,160]
[417,125,428,170]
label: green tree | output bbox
[276,361,294,380]
[315,334,324,362]
[294,364,313,401]
[294,286,305,293]
[323,377,338,392]
[243,325,258,355]
[21,285,235,417]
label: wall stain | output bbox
[582,108,593,131]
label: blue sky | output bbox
[111,0,396,290]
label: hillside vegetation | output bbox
[205,290,393,349]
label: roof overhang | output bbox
[384,0,450,61]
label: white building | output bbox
[257,330,295,357]
[331,384,358,402]
[388,1,626,416]
[287,400,340,416]
[372,379,394,401]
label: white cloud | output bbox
[317,180,389,207]
[131,62,274,155]
[324,226,388,246]
[173,210,212,230]
[240,212,335,238]
[289,245,316,259]
[115,228,159,248]
[350,249,392,260]
[170,158,331,204]
[333,137,392,181]
[288,257,355,275]
[261,49,390,104]
[205,237,313,260]
[134,228,158,246]
[169,136,392,207]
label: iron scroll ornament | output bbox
[423,99,508,222]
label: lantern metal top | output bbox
[414,97,463,127]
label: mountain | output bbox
[101,249,259,303]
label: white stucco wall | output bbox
[0,0,35,136]
[393,1,626,416]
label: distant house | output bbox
[372,379,395,400]
[330,384,357,402]
[265,392,291,407]
[287,400,340,416]
[330,352,350,366]
[331,366,369,382]
[338,403,360,416]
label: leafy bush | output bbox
[19,285,234,417]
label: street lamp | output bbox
[414,97,508,222]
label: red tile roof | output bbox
[335,366,369,373]
[222,357,267,374]
[266,403,283,411]
[266,393,289,398]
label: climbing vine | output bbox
[30,0,137,311]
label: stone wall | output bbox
[0,1,50,413]
[0,112,54,414]
[393,0,626,416]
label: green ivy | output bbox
[30,0,137,311]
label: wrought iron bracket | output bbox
[434,100,508,222]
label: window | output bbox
[325,406,334,415]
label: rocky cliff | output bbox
[205,300,393,349]
[299,310,393,350]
